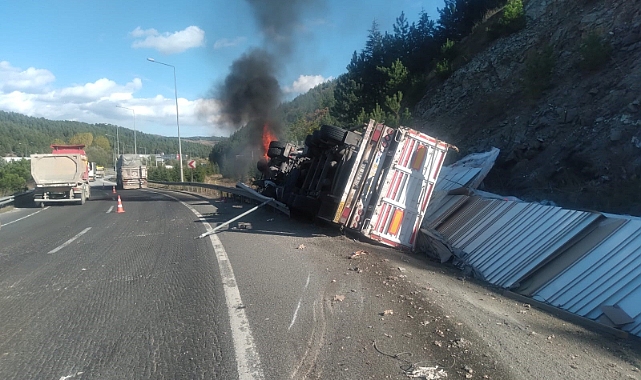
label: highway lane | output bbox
[0,186,237,379]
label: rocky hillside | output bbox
[416,0,641,216]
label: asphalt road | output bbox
[1,182,639,380]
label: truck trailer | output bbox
[30,145,91,207]
[255,120,450,250]
[116,154,148,190]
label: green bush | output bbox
[488,0,526,39]
[435,59,452,79]
[0,160,30,195]
[441,39,457,61]
[579,31,611,71]
[524,44,555,97]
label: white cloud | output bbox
[213,37,247,49]
[0,60,228,137]
[131,26,205,54]
[0,61,55,94]
[284,74,333,95]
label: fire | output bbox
[262,124,277,158]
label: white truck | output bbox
[30,145,91,207]
[256,119,450,250]
[88,162,96,182]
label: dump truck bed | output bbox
[30,154,87,186]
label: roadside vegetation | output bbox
[148,161,219,183]
[0,159,30,196]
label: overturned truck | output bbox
[255,119,450,250]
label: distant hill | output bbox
[0,111,223,161]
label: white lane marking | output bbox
[106,206,114,213]
[288,273,311,331]
[48,227,92,254]
[146,190,264,379]
[2,207,50,227]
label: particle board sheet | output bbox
[435,197,601,288]
[533,218,641,337]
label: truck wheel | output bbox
[320,125,346,145]
[267,147,283,158]
[40,202,45,208]
[269,141,286,149]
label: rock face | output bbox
[416,0,641,216]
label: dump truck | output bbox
[116,154,148,190]
[30,144,91,207]
[255,119,450,250]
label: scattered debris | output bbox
[381,309,394,316]
[297,244,306,250]
[266,218,274,222]
[406,366,447,380]
[237,222,252,229]
[349,250,368,259]
[434,340,443,347]
[333,295,345,302]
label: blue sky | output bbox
[0,0,443,138]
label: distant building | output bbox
[2,156,31,163]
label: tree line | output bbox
[0,111,220,165]
[0,110,225,194]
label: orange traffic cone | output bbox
[116,195,125,213]
[112,186,116,194]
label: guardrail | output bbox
[0,190,34,210]
[147,181,289,216]
[0,195,14,208]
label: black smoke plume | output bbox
[205,0,324,179]
[217,49,281,132]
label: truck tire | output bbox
[320,125,346,145]
[269,141,286,149]
[267,147,283,158]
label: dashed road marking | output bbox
[106,206,114,213]
[48,227,92,254]
[2,207,49,227]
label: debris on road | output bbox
[333,295,345,302]
[349,250,367,259]
[197,200,271,239]
[406,365,448,379]
[297,244,306,250]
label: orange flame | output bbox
[262,124,277,158]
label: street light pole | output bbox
[116,105,136,155]
[147,57,184,182]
